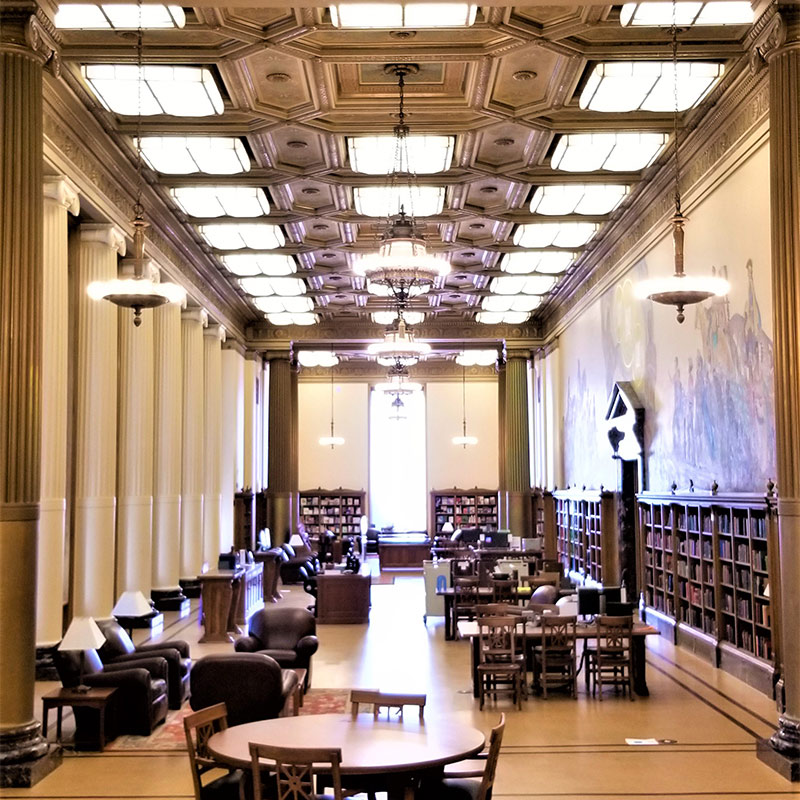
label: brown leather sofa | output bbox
[96,619,191,709]
[234,606,319,692]
[189,653,299,726]
[54,648,169,739]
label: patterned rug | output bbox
[105,689,351,751]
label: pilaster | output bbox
[504,350,532,539]
[220,342,245,552]
[267,354,295,546]
[203,323,225,567]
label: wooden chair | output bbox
[532,615,577,699]
[490,577,516,604]
[183,703,243,800]
[587,615,635,701]
[476,617,524,710]
[475,603,519,618]
[349,689,426,719]
[249,742,343,800]
[453,577,481,637]
[436,714,506,799]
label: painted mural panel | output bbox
[560,142,775,494]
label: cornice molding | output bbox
[297,360,498,382]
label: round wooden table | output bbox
[208,712,485,777]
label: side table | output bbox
[42,686,117,751]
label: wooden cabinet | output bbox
[316,566,371,624]
[552,488,617,586]
[531,489,556,559]
[637,489,778,693]
[430,488,499,536]
[299,488,365,536]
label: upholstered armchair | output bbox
[189,653,299,726]
[234,607,319,691]
[279,542,319,584]
[54,648,169,739]
[96,619,191,709]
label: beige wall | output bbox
[426,381,499,494]
[298,382,369,494]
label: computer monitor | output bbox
[578,585,626,617]
[460,528,481,544]
[483,531,509,548]
[578,588,600,617]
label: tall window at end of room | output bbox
[369,387,427,532]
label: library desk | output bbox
[457,619,660,698]
[316,565,371,623]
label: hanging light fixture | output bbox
[87,0,185,325]
[452,365,478,448]
[354,64,449,309]
[635,12,729,323]
[319,360,344,449]
[367,316,431,367]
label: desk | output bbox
[41,687,117,751]
[436,586,532,641]
[316,566,371,624]
[457,619,660,698]
[208,712,484,799]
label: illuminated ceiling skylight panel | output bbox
[620,2,753,26]
[170,187,270,218]
[56,4,186,29]
[530,184,628,216]
[579,62,724,113]
[348,135,455,175]
[371,311,425,325]
[221,254,296,276]
[551,133,668,172]
[513,222,597,249]
[239,277,306,297]
[491,275,556,295]
[253,297,314,313]
[296,351,339,367]
[481,295,542,313]
[354,186,446,217]
[82,65,224,117]
[138,137,250,175]
[197,223,285,250]
[330,3,476,28]
[475,311,530,325]
[266,312,318,326]
[501,251,577,275]
[455,350,498,367]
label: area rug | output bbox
[371,573,395,586]
[105,689,352,751]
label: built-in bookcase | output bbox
[638,489,778,693]
[552,488,617,586]
[299,488,365,536]
[430,488,499,535]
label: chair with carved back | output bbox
[587,615,635,701]
[476,616,524,710]
[349,689,426,720]
[249,743,343,800]
[183,703,244,800]
[490,577,516,605]
[453,577,481,638]
[532,615,577,699]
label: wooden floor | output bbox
[10,565,796,800]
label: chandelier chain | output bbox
[135,0,144,221]
[671,3,681,215]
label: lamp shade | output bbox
[112,590,153,618]
[441,522,455,534]
[58,616,106,651]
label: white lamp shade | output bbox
[360,515,369,535]
[58,616,106,651]
[441,522,455,534]
[112,590,153,618]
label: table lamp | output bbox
[58,616,106,693]
[112,590,154,637]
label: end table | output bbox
[42,686,117,751]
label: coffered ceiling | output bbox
[57,2,759,338]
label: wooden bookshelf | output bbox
[430,488,499,536]
[637,489,778,694]
[531,489,557,560]
[552,488,617,586]
[299,488,365,536]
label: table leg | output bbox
[56,707,63,743]
[632,637,649,696]
[444,596,454,641]
[41,705,50,740]
[471,636,480,699]
[98,706,106,751]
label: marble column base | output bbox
[0,722,61,788]
[758,734,800,781]
[151,588,190,614]
[179,577,202,598]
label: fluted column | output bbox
[36,178,79,650]
[243,352,261,492]
[73,224,126,618]
[115,268,154,598]
[220,341,245,552]
[203,323,225,567]
[504,351,532,539]
[0,2,61,783]
[151,301,186,609]
[179,308,207,590]
[267,353,294,546]
[497,365,507,529]
[756,2,800,779]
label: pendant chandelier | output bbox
[354,63,449,306]
[452,365,478,448]
[367,315,431,367]
[87,1,185,325]
[636,12,729,322]
[318,365,344,449]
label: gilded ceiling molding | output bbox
[297,360,497,383]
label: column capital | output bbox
[43,176,79,215]
[264,347,292,361]
[505,348,532,361]
[245,349,263,363]
[181,306,208,327]
[0,2,60,70]
[204,323,226,343]
[80,223,127,256]
[221,338,246,356]
[751,3,800,70]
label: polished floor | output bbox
[9,566,797,800]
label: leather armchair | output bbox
[96,619,191,709]
[189,653,298,726]
[234,607,319,692]
[54,648,168,739]
[279,542,319,584]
